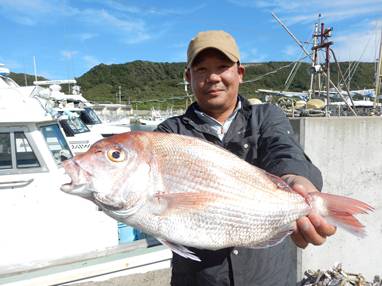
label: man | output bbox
[156,30,336,286]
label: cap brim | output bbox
[187,47,239,68]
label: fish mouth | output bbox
[60,172,91,197]
[94,193,124,209]
[60,159,92,197]
[60,180,87,195]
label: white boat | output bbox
[139,117,166,126]
[54,108,104,154]
[0,70,129,155]
[0,71,105,154]
[0,68,171,284]
[0,90,118,269]
[139,108,171,126]
[33,80,131,137]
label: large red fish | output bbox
[61,131,373,261]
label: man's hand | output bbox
[281,174,337,249]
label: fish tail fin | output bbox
[310,192,374,237]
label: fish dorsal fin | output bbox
[157,238,201,262]
[264,172,292,192]
[249,225,294,249]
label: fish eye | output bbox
[106,148,126,162]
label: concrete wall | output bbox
[290,117,382,281]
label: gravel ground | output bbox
[70,268,171,286]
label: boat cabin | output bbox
[0,92,118,270]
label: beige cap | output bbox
[187,30,240,67]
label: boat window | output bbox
[59,120,75,137]
[64,117,90,134]
[14,132,40,169]
[80,107,102,125]
[0,133,12,169]
[40,124,73,164]
[0,75,19,88]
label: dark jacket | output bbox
[155,96,322,286]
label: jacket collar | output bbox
[181,95,252,136]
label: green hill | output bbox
[10,61,376,109]
[8,72,46,86]
[77,61,186,109]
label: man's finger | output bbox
[291,231,308,249]
[308,213,337,237]
[296,216,326,246]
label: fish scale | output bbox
[153,135,289,201]
[61,131,373,261]
[152,199,306,249]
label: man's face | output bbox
[186,48,245,118]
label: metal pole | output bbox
[118,85,122,104]
[330,49,355,108]
[272,12,357,116]
[309,23,319,99]
[374,29,382,109]
[272,13,312,57]
[326,44,330,116]
[33,56,38,82]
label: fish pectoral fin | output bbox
[157,238,201,262]
[249,225,294,249]
[264,171,293,192]
[153,191,218,213]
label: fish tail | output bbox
[310,192,374,237]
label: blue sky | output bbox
[1,0,381,80]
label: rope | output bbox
[242,53,311,84]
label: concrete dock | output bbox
[291,117,382,281]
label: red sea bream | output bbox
[61,131,373,261]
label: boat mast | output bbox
[33,56,38,82]
[317,22,333,116]
[309,16,321,99]
[374,29,382,109]
[272,12,357,116]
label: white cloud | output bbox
[74,33,98,42]
[227,0,382,25]
[284,45,299,57]
[0,0,78,25]
[228,0,381,12]
[228,0,382,63]
[241,48,268,63]
[334,27,381,62]
[80,9,152,44]
[82,55,101,69]
[0,58,22,70]
[61,50,78,60]
[38,70,57,80]
[10,15,36,26]
[1,1,165,45]
[101,0,205,16]
[226,0,261,8]
[286,6,382,26]
[0,0,53,14]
